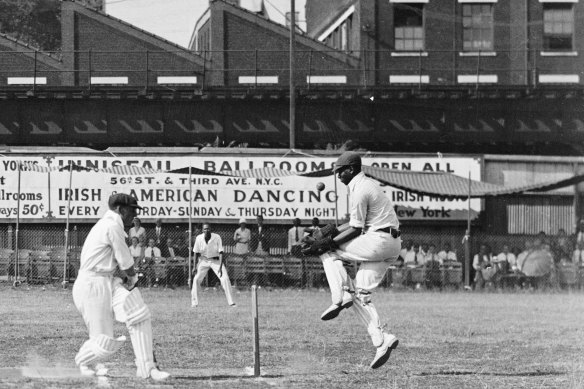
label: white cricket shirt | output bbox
[79,210,135,274]
[193,233,224,258]
[347,172,399,232]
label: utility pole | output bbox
[289,0,296,149]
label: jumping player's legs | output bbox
[352,261,392,346]
[209,261,235,306]
[331,231,401,368]
[191,260,211,306]
[320,253,353,305]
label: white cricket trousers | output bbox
[321,230,401,346]
[191,258,234,306]
[72,271,157,377]
[72,272,127,337]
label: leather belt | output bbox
[202,256,219,260]
[376,226,401,238]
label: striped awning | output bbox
[15,162,584,198]
[362,166,500,198]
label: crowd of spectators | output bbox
[118,216,584,290]
[126,217,189,288]
[469,223,584,290]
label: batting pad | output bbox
[352,290,384,347]
[121,288,157,378]
[130,321,156,378]
[123,288,151,327]
[74,334,126,366]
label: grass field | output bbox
[0,284,583,389]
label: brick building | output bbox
[0,0,582,240]
[307,0,583,87]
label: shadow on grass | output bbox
[417,370,565,377]
[172,374,283,381]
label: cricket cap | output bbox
[333,151,361,172]
[108,193,142,210]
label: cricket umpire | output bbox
[71,193,169,380]
[302,151,401,369]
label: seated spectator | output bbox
[233,218,251,255]
[516,239,534,273]
[424,243,442,289]
[174,237,190,258]
[438,243,457,263]
[162,237,183,288]
[129,236,144,265]
[416,243,428,266]
[494,244,515,275]
[144,237,162,260]
[423,243,442,265]
[141,238,160,287]
[553,228,572,264]
[162,237,177,259]
[402,241,418,266]
[473,244,493,290]
[572,241,584,265]
[129,217,146,246]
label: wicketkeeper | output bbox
[302,151,402,369]
[71,193,170,380]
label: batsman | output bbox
[71,193,169,380]
[302,151,402,369]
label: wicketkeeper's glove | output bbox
[301,236,338,256]
[312,223,339,240]
[301,223,340,256]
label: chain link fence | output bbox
[0,221,581,290]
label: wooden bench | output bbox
[407,266,426,285]
[558,263,579,288]
[441,262,463,287]
[7,250,30,282]
[226,255,246,286]
[305,256,325,287]
[264,256,286,285]
[282,256,304,287]
[29,251,50,284]
[245,256,267,286]
[0,249,13,279]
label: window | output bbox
[324,15,352,52]
[394,4,424,51]
[543,4,574,51]
[462,4,494,51]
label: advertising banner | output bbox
[0,154,481,222]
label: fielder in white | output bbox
[72,193,169,380]
[303,151,402,369]
[191,223,236,308]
